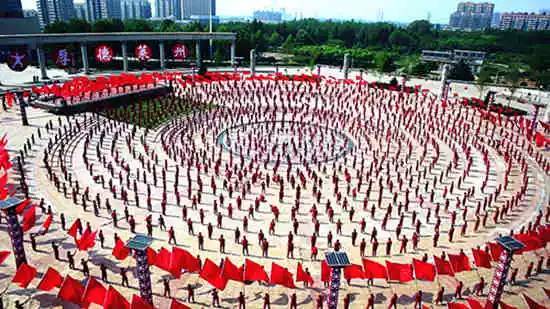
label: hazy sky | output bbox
[21,0,550,23]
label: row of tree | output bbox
[43,18,550,89]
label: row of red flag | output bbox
[9,261,190,309]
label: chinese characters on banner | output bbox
[95,45,114,63]
[54,48,74,68]
[172,43,188,60]
[7,51,29,72]
[135,44,152,62]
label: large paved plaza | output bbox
[0,67,549,309]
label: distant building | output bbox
[74,2,87,20]
[182,0,214,19]
[421,49,486,73]
[121,0,151,20]
[85,0,107,21]
[36,0,75,28]
[1,0,24,18]
[0,0,40,35]
[154,0,173,18]
[105,0,121,19]
[499,12,550,31]
[491,12,500,28]
[154,0,214,20]
[253,10,282,23]
[449,2,494,31]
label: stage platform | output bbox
[30,85,171,115]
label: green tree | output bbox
[389,30,414,48]
[267,32,282,47]
[44,21,69,33]
[124,19,153,32]
[375,52,395,73]
[67,19,92,32]
[282,34,295,52]
[407,20,433,36]
[449,60,474,81]
[92,19,124,32]
[475,66,493,97]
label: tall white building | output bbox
[499,12,550,31]
[85,0,107,21]
[121,0,151,20]
[449,2,494,31]
[36,0,75,28]
[155,0,214,20]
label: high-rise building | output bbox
[499,12,550,31]
[0,0,24,18]
[154,0,172,18]
[154,0,214,20]
[121,0,151,19]
[0,0,40,34]
[85,0,107,21]
[36,0,75,28]
[105,0,121,19]
[74,2,87,19]
[182,0,215,19]
[449,2,494,31]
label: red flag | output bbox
[321,260,331,282]
[447,302,469,309]
[514,233,544,253]
[83,276,107,305]
[12,263,37,288]
[76,229,97,251]
[466,297,484,309]
[523,294,547,309]
[42,213,53,233]
[155,247,172,272]
[131,295,154,309]
[200,259,228,290]
[488,242,504,261]
[534,132,547,147]
[37,267,63,291]
[222,258,243,282]
[170,299,191,309]
[244,259,269,282]
[362,259,388,279]
[112,238,130,260]
[386,261,414,282]
[500,301,519,309]
[0,251,10,265]
[448,253,472,273]
[472,248,492,268]
[67,218,82,238]
[296,263,314,285]
[434,255,455,276]
[146,247,157,265]
[15,198,31,214]
[413,258,436,281]
[270,262,295,288]
[171,247,200,277]
[57,275,85,305]
[21,205,36,232]
[103,286,130,309]
[344,264,365,281]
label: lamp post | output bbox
[126,234,154,305]
[0,197,28,268]
[325,251,351,309]
[486,236,525,309]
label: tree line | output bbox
[44,18,550,89]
